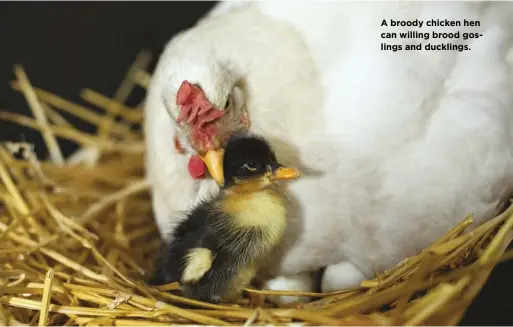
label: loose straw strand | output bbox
[13,65,64,165]
[96,49,152,141]
[38,268,54,327]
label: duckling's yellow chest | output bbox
[221,189,287,251]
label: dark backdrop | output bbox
[1,2,512,325]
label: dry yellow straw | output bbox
[133,70,152,89]
[13,65,64,165]
[9,82,137,140]
[38,268,54,326]
[0,54,512,326]
[96,50,152,143]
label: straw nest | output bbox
[1,50,512,326]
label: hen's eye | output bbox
[242,161,257,171]
[224,96,231,109]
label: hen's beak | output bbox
[200,149,225,186]
[270,167,300,181]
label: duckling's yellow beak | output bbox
[270,167,300,181]
[200,149,225,186]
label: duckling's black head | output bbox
[222,133,300,191]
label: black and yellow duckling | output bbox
[150,133,300,303]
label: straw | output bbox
[0,50,512,326]
[13,65,64,165]
[38,268,55,326]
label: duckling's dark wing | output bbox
[149,202,221,286]
[181,226,266,303]
[181,248,240,303]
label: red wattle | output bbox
[188,155,206,179]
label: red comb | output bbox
[176,80,194,106]
[176,81,224,125]
[175,81,225,149]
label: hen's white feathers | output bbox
[145,1,513,290]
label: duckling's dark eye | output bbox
[242,161,257,171]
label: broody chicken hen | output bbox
[145,1,513,303]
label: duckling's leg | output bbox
[263,271,317,305]
[183,257,240,304]
[222,266,258,303]
[321,261,368,293]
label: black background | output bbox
[1,2,512,325]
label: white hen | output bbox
[145,1,513,302]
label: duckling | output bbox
[150,133,300,303]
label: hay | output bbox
[1,50,512,326]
